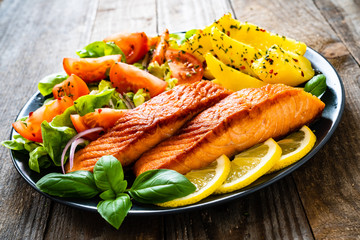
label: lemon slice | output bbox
[157,155,231,207]
[268,125,316,173]
[214,138,281,194]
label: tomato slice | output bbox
[148,35,160,49]
[109,62,167,97]
[70,108,126,140]
[70,114,89,133]
[52,74,90,100]
[63,55,122,83]
[82,108,126,130]
[103,32,148,64]
[165,49,204,84]
[151,29,169,64]
[13,96,74,142]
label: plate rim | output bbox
[8,47,345,216]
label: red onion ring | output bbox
[61,127,104,174]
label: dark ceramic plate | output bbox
[9,47,345,215]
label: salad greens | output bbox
[38,73,68,96]
[41,121,77,166]
[168,29,197,48]
[148,61,178,90]
[36,155,196,229]
[74,89,114,116]
[76,41,126,62]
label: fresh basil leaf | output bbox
[99,189,116,200]
[304,74,327,97]
[128,169,196,204]
[76,41,126,62]
[41,121,77,166]
[36,171,100,198]
[97,193,132,229]
[29,146,51,173]
[38,73,68,96]
[94,155,127,193]
[74,89,114,116]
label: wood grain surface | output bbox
[0,0,359,239]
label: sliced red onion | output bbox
[69,138,86,170]
[61,127,104,174]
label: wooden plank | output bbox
[90,0,157,41]
[0,0,99,239]
[230,0,360,238]
[44,206,164,239]
[314,0,360,65]
[157,0,314,238]
[157,0,233,33]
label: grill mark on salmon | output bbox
[66,81,231,173]
[134,84,325,176]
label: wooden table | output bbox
[0,0,359,239]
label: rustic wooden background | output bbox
[0,0,359,239]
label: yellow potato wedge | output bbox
[212,13,307,55]
[206,53,265,90]
[211,27,262,77]
[251,45,314,86]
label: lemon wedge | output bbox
[157,155,231,207]
[214,138,282,194]
[268,125,316,173]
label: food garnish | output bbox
[215,138,281,194]
[157,154,231,207]
[268,125,317,173]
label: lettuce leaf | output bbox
[38,73,68,96]
[41,121,77,166]
[29,146,51,173]
[74,89,114,116]
[76,41,126,62]
[51,106,77,128]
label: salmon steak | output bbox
[134,84,325,176]
[66,81,231,173]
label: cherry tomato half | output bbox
[110,62,167,97]
[52,74,90,100]
[165,49,204,85]
[151,29,169,65]
[63,55,122,83]
[13,96,74,142]
[103,32,148,64]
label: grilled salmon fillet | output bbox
[134,84,325,176]
[66,81,231,173]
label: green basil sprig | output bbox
[128,169,196,204]
[35,155,196,229]
[36,171,100,198]
[304,74,327,97]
